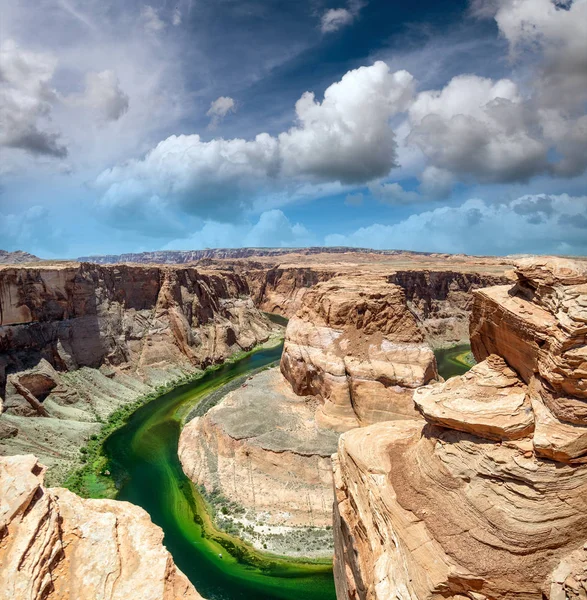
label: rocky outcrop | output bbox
[0,250,40,264]
[179,368,338,556]
[0,454,203,600]
[333,257,587,600]
[0,263,279,480]
[280,276,437,430]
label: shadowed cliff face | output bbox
[333,257,587,600]
[0,262,278,480]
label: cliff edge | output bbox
[333,257,587,599]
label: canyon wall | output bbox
[388,269,511,347]
[333,257,587,599]
[0,263,278,481]
[0,454,202,600]
[280,275,438,430]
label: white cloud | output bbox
[141,5,166,33]
[469,0,587,177]
[95,132,281,222]
[325,193,587,255]
[279,62,414,183]
[95,61,415,228]
[172,8,182,26]
[163,209,316,249]
[408,75,548,183]
[321,9,354,33]
[320,0,365,33]
[0,40,66,158]
[67,70,129,122]
[207,96,236,127]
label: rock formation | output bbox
[180,273,442,556]
[333,257,587,599]
[0,262,279,481]
[280,276,438,430]
[0,250,40,264]
[179,368,338,556]
[0,454,202,600]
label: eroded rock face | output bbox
[0,263,278,480]
[333,257,587,599]
[180,369,339,525]
[280,276,437,430]
[0,454,203,600]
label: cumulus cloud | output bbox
[320,0,365,33]
[95,61,414,227]
[67,70,129,122]
[0,40,67,158]
[408,75,548,183]
[163,209,316,249]
[279,63,414,183]
[206,96,236,127]
[95,132,281,222]
[325,193,587,255]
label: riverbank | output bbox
[63,335,284,499]
[101,341,336,600]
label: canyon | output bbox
[0,261,280,483]
[5,248,560,599]
[333,257,587,599]
[176,254,510,558]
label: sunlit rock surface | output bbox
[0,454,203,600]
[333,257,587,599]
[280,276,438,430]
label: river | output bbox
[103,342,336,600]
[101,340,473,600]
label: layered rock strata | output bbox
[180,274,442,556]
[179,368,338,556]
[333,257,587,599]
[0,454,202,600]
[280,276,438,430]
[0,263,278,480]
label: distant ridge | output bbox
[0,250,41,264]
[77,247,441,264]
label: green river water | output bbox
[103,342,336,600]
[101,340,472,600]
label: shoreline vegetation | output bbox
[63,335,283,499]
[62,335,332,578]
[62,333,472,586]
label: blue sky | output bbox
[1,0,586,257]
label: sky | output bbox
[1,0,586,258]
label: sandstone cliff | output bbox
[0,250,41,264]
[179,273,440,557]
[333,257,587,599]
[0,263,278,480]
[280,276,438,430]
[0,454,202,600]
